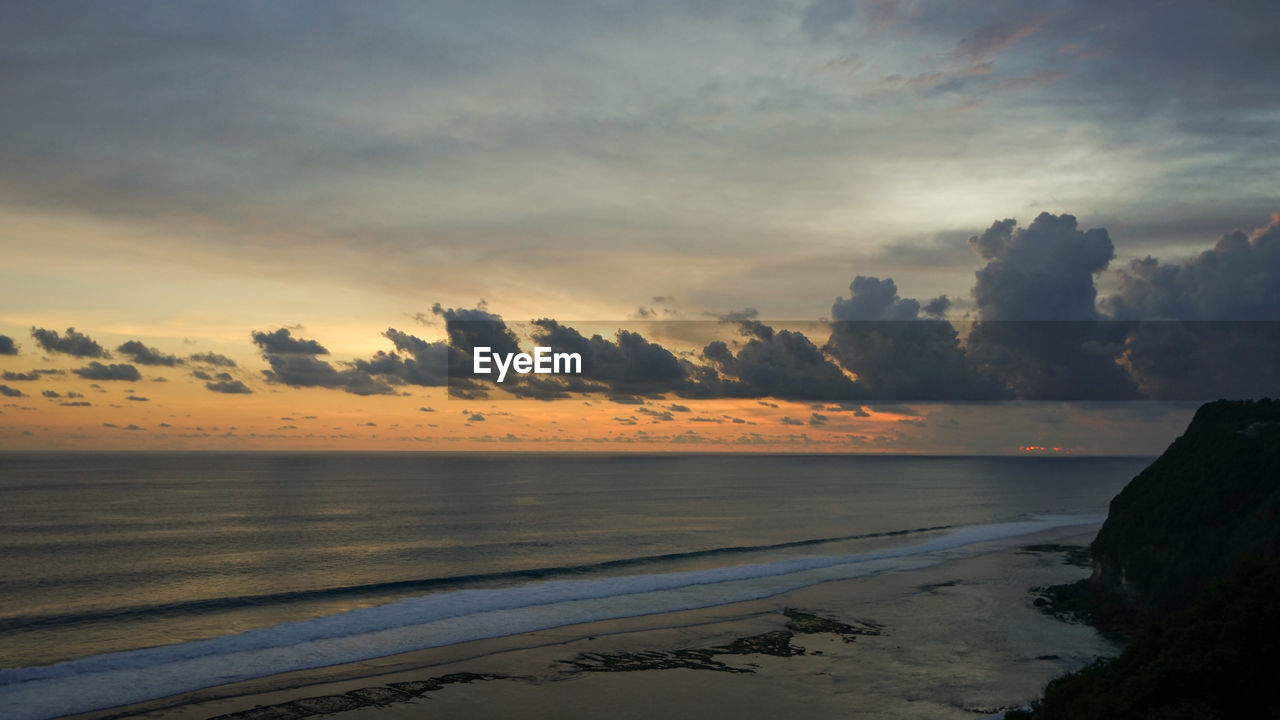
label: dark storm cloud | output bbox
[2,371,39,381]
[1116,321,1280,401]
[433,304,520,358]
[1090,217,1280,399]
[505,375,607,401]
[969,213,1114,321]
[367,328,451,386]
[206,379,252,394]
[530,319,691,397]
[72,362,142,382]
[260,353,394,396]
[30,327,108,358]
[825,277,999,401]
[964,213,1139,400]
[703,321,860,401]
[188,352,237,367]
[831,277,922,321]
[922,295,951,318]
[251,329,329,355]
[0,385,25,397]
[0,335,16,355]
[1104,215,1280,321]
[117,340,182,366]
[251,327,395,395]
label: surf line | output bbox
[472,346,582,383]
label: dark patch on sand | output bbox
[206,672,507,720]
[782,608,883,641]
[560,608,882,674]
[208,612,879,717]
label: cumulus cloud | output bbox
[72,362,142,381]
[117,340,182,366]
[31,327,108,358]
[251,328,329,355]
[530,320,691,397]
[965,213,1139,400]
[704,321,860,401]
[260,353,394,396]
[1104,215,1280,320]
[825,276,998,401]
[433,303,520,358]
[206,379,252,394]
[2,371,39,381]
[969,213,1115,321]
[189,352,237,367]
[0,335,16,355]
[0,385,25,397]
[251,328,394,396]
[831,277,921,321]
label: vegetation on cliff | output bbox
[1090,398,1280,614]
[1009,557,1280,719]
[1013,399,1280,718]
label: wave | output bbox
[0,514,1100,720]
[0,524,952,633]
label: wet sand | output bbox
[65,532,1117,720]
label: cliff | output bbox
[1090,398,1280,615]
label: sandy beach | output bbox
[63,531,1118,720]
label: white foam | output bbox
[0,515,1100,720]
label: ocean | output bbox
[0,452,1149,719]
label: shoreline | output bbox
[59,530,1118,720]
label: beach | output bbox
[64,531,1118,720]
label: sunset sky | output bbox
[1,1,1276,452]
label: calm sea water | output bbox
[0,452,1149,718]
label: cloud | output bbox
[1104,214,1280,321]
[703,321,860,401]
[189,352,237,367]
[433,303,520,358]
[126,395,149,402]
[831,276,922,321]
[72,362,142,381]
[0,335,16,355]
[251,328,329,355]
[41,390,60,398]
[117,340,182,366]
[529,319,691,397]
[260,353,395,396]
[0,385,25,397]
[2,369,63,381]
[252,327,395,396]
[60,401,91,407]
[30,327,108,358]
[969,213,1115,321]
[922,295,951,318]
[205,379,252,394]
[637,406,675,422]
[965,213,1138,400]
[825,276,1000,401]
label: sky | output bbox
[1,0,1277,453]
